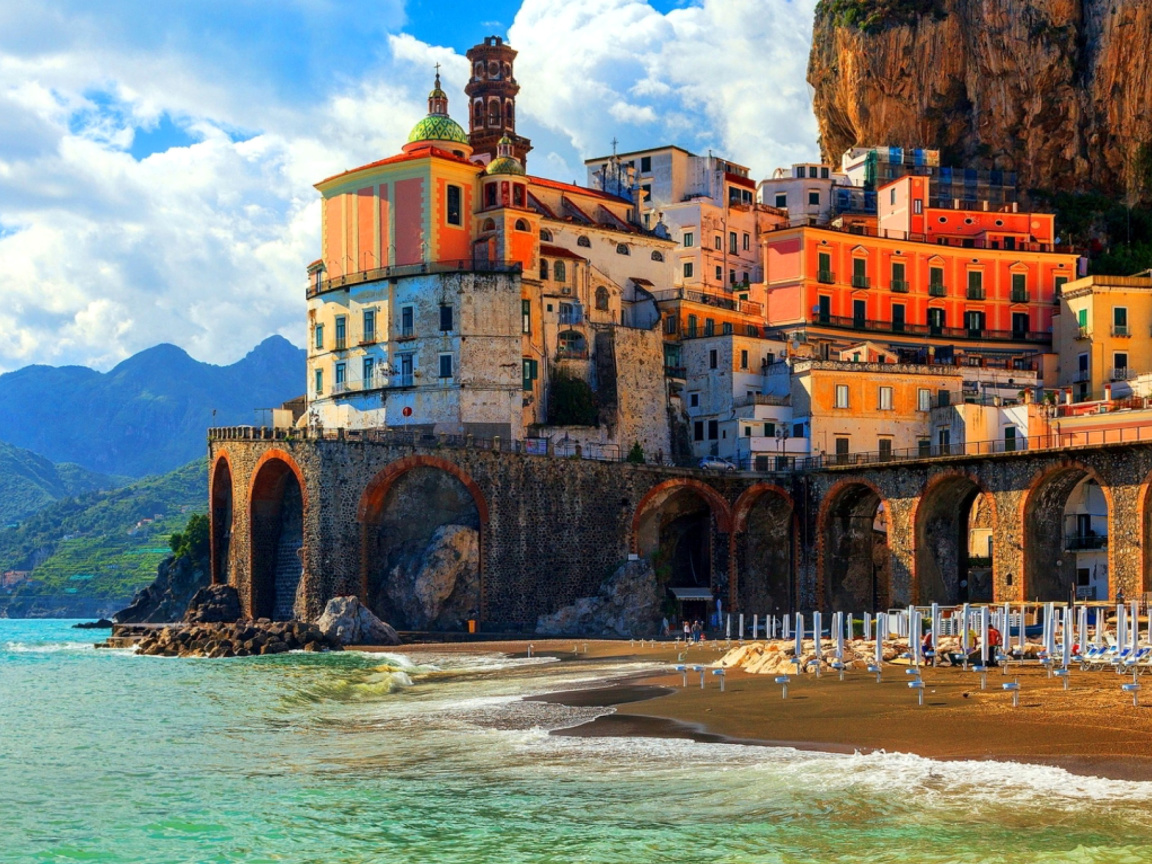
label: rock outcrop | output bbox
[808,0,1152,198]
[184,584,241,623]
[382,525,479,630]
[535,559,661,638]
[114,553,209,624]
[134,619,341,657]
[316,596,402,646]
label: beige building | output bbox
[1055,272,1152,401]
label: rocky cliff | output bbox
[809,0,1152,197]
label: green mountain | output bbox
[0,460,207,618]
[0,335,304,477]
[0,440,129,526]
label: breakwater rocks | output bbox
[133,619,343,657]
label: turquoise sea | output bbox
[4,619,1152,863]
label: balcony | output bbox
[1073,369,1091,383]
[559,310,584,326]
[806,312,1050,343]
[1112,324,1131,337]
[851,275,871,289]
[817,269,835,284]
[929,283,946,297]
[557,347,589,360]
[1075,326,1091,340]
[335,336,347,350]
[1065,533,1107,551]
[307,258,523,299]
[890,279,909,293]
[1010,288,1030,303]
[966,287,985,300]
[1111,366,1132,381]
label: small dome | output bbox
[407,114,470,145]
[486,156,525,176]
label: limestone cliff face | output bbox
[808,0,1152,197]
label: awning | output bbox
[669,587,714,601]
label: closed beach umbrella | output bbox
[931,603,940,662]
[835,612,845,659]
[784,614,791,640]
[1078,605,1088,656]
[876,614,885,666]
[726,613,731,640]
[739,613,744,641]
[1131,600,1140,649]
[980,605,990,665]
[961,603,971,656]
[1045,602,1056,657]
[1018,604,1027,655]
[813,611,823,661]
[864,611,872,641]
[1063,605,1072,667]
[1002,603,1011,654]
[752,614,759,640]
[795,613,803,661]
[908,606,919,665]
[1118,604,1127,653]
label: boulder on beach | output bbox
[184,584,242,624]
[317,596,401,646]
[535,559,661,638]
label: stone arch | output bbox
[631,479,732,624]
[817,479,890,612]
[358,455,488,630]
[1021,460,1112,602]
[912,471,997,605]
[732,484,796,616]
[1139,468,1152,596]
[248,450,308,620]
[209,452,234,586]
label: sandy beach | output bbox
[395,638,1152,781]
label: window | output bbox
[314,323,324,350]
[485,184,497,208]
[663,315,677,335]
[852,257,867,289]
[818,251,832,283]
[335,362,345,386]
[918,388,931,412]
[929,266,945,293]
[314,368,323,394]
[514,218,529,231]
[335,316,347,349]
[1114,307,1129,336]
[398,353,414,386]
[891,261,906,291]
[577,235,591,248]
[446,184,462,226]
[641,184,651,201]
[742,233,750,251]
[714,235,722,251]
[835,437,850,464]
[878,439,893,460]
[744,426,752,437]
[729,232,738,254]
[687,315,697,337]
[362,357,374,387]
[918,438,932,457]
[689,393,699,408]
[651,251,663,262]
[704,318,715,336]
[438,354,453,379]
[596,286,610,311]
[729,269,736,284]
[640,155,651,173]
[763,422,776,438]
[967,270,983,298]
[740,349,748,369]
[363,310,376,343]
[715,265,722,281]
[1055,275,1068,294]
[852,298,866,327]
[439,304,453,332]
[522,358,538,391]
[808,190,820,206]
[694,421,704,441]
[793,423,805,438]
[722,322,733,335]
[1011,272,1027,302]
[707,420,718,440]
[709,349,718,369]
[683,231,694,247]
[540,259,549,280]
[554,260,566,282]
[401,306,414,337]
[928,307,945,335]
[616,243,629,255]
[965,310,985,336]
[835,384,849,408]
[913,199,922,214]
[1115,352,1129,380]
[522,300,531,334]
[683,261,694,279]
[879,386,893,410]
[817,295,831,323]
[775,192,787,208]
[539,228,552,241]
[892,303,906,332]
[889,188,896,205]
[1012,312,1029,336]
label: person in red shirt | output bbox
[987,625,1003,666]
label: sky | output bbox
[0,0,820,372]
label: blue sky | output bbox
[0,0,820,372]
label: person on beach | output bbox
[662,617,671,638]
[987,625,1002,666]
[683,620,691,642]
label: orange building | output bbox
[762,175,1080,365]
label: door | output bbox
[928,307,945,336]
[853,299,866,329]
[818,295,831,324]
[892,304,905,333]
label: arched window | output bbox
[503,63,511,78]
[488,99,501,127]
[540,259,549,280]
[481,218,496,232]
[553,261,566,282]
[474,61,483,78]
[558,330,587,359]
[506,100,514,125]
[595,286,609,310]
[540,228,553,242]
[616,243,630,256]
[473,101,484,126]
[651,251,664,262]
[488,61,499,77]
[577,236,591,248]
[514,219,529,231]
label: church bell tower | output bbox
[465,36,532,168]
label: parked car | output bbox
[698,456,736,472]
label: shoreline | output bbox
[401,639,1152,783]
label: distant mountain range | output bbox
[0,441,129,526]
[0,336,305,477]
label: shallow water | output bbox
[4,620,1152,863]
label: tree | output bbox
[626,442,646,464]
[170,513,209,563]
[548,370,599,426]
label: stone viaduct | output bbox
[207,426,1152,630]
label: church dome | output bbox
[407,114,469,145]
[484,135,524,175]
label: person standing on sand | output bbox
[683,620,691,642]
[987,624,1002,666]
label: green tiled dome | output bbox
[486,156,525,176]
[407,113,469,145]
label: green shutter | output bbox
[522,359,538,391]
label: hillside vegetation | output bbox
[0,440,128,526]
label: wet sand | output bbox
[396,638,1152,781]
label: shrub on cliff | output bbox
[817,0,947,33]
[548,370,599,427]
[170,513,209,563]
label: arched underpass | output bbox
[821,482,889,612]
[211,457,233,586]
[359,463,484,630]
[735,488,794,617]
[1024,466,1110,602]
[250,457,305,620]
[915,475,994,605]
